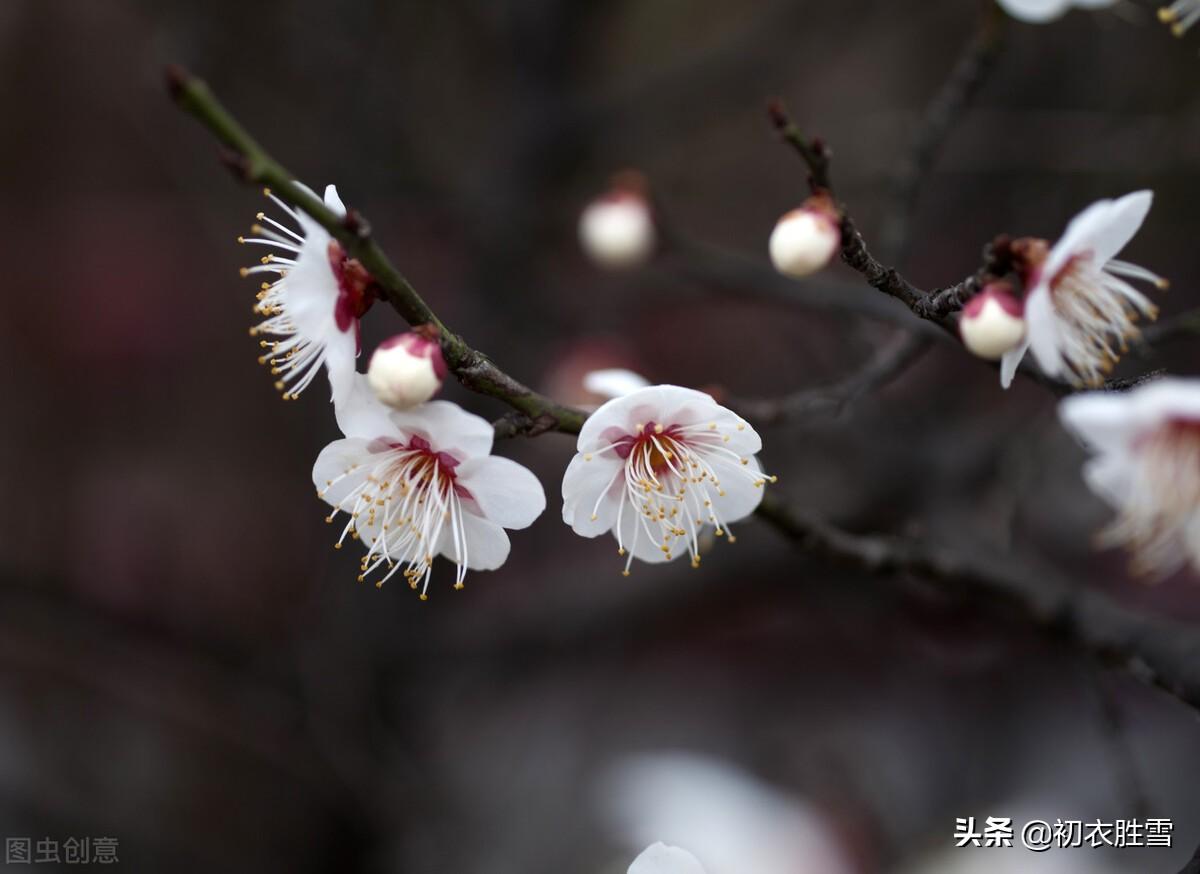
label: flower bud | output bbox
[768,196,841,278]
[959,283,1026,360]
[579,177,656,269]
[366,331,447,410]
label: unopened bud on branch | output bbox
[579,172,656,269]
[959,282,1026,361]
[768,195,840,278]
[367,330,447,410]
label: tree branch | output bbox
[166,65,587,437]
[755,493,1200,718]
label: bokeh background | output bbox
[0,0,1198,871]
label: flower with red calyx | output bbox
[315,376,545,598]
[999,190,1166,390]
[768,193,841,279]
[1159,0,1200,35]
[367,327,448,411]
[1060,378,1200,579]
[997,0,1116,23]
[579,172,656,269]
[241,183,377,404]
[628,844,708,874]
[562,385,773,574]
[959,282,1026,361]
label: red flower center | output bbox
[328,240,378,344]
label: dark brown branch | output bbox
[167,66,586,437]
[755,494,1200,717]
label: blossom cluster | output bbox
[239,184,772,597]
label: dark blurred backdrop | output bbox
[0,1,1198,871]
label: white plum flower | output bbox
[367,330,447,411]
[242,184,376,404]
[768,194,841,279]
[583,368,652,402]
[562,386,772,574]
[1060,378,1200,578]
[959,282,1026,361]
[628,844,708,874]
[601,753,854,874]
[1160,1,1200,35]
[314,376,546,598]
[579,178,656,269]
[997,0,1116,24]
[1000,190,1165,389]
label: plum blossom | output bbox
[996,0,1117,24]
[1000,190,1165,389]
[562,386,772,573]
[601,753,854,874]
[367,330,447,411]
[583,368,651,402]
[627,843,708,874]
[1060,378,1200,578]
[314,376,545,597]
[242,184,376,404]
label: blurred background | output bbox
[0,0,1198,871]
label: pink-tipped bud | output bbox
[366,331,447,410]
[959,283,1026,360]
[768,195,840,278]
[579,174,656,269]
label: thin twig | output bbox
[167,66,587,437]
[736,334,930,426]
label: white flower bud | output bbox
[959,283,1026,361]
[580,191,656,269]
[366,332,447,410]
[768,199,840,278]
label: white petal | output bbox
[999,337,1031,389]
[584,368,652,400]
[628,843,707,874]
[455,455,546,530]
[324,328,359,408]
[997,0,1070,22]
[324,184,347,217]
[1046,191,1152,280]
[561,453,623,537]
[578,386,729,451]
[282,215,341,340]
[707,456,767,523]
[335,373,402,440]
[1022,283,1065,379]
[1082,452,1134,509]
[1058,390,1140,454]
[616,501,676,564]
[388,400,494,460]
[1128,377,1200,425]
[312,437,376,507]
[440,511,511,571]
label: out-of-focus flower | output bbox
[367,330,447,411]
[768,194,841,278]
[562,386,772,574]
[996,0,1116,24]
[628,843,708,874]
[1059,378,1200,578]
[1159,0,1200,35]
[580,175,656,269]
[959,283,1026,361]
[242,184,376,403]
[314,376,545,597]
[1000,190,1164,390]
[900,841,1121,874]
[583,368,651,402]
[601,753,854,874]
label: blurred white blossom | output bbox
[628,843,708,874]
[600,753,854,874]
[996,0,1116,24]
